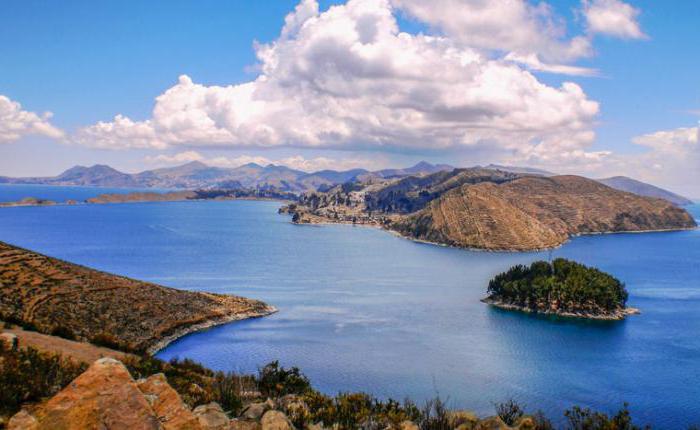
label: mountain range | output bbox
[0,161,693,206]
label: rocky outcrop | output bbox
[137,373,202,429]
[8,358,161,430]
[0,241,276,353]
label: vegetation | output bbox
[0,340,672,429]
[0,341,87,418]
[486,259,629,316]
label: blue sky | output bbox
[0,0,698,195]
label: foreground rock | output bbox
[8,358,161,430]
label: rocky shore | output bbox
[481,298,640,321]
[146,305,278,355]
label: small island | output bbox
[482,258,639,320]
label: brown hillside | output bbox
[0,242,274,353]
[394,175,696,250]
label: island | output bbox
[482,259,639,320]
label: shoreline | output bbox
[146,304,278,355]
[285,212,696,253]
[481,298,640,321]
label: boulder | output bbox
[474,416,513,430]
[229,419,262,430]
[513,416,536,430]
[137,373,202,429]
[8,357,161,429]
[448,410,479,430]
[261,410,294,430]
[241,402,270,421]
[0,332,18,350]
[193,402,230,430]
[7,410,38,430]
[399,420,419,430]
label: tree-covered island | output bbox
[483,258,639,320]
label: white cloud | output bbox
[73,0,601,166]
[0,95,64,143]
[74,114,165,149]
[393,0,593,63]
[144,150,204,165]
[144,150,382,172]
[582,0,646,40]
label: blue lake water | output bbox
[0,184,698,428]
[0,183,169,203]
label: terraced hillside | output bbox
[0,242,274,353]
[283,170,697,251]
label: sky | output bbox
[0,0,698,196]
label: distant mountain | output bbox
[598,176,693,206]
[484,164,556,176]
[0,161,454,193]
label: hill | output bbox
[598,176,693,206]
[282,169,697,251]
[0,241,274,353]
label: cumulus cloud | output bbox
[582,0,646,39]
[0,95,64,143]
[145,150,381,172]
[73,0,602,166]
[393,0,593,63]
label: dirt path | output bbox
[2,325,135,364]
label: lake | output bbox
[0,184,698,428]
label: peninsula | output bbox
[0,241,275,354]
[281,168,697,251]
[482,259,638,320]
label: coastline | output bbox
[146,304,278,355]
[285,212,697,253]
[481,298,640,321]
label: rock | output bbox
[513,416,536,430]
[193,402,230,430]
[0,332,18,350]
[448,410,479,430]
[229,419,262,430]
[474,416,513,430]
[241,402,270,421]
[8,357,161,429]
[137,373,202,429]
[7,410,39,430]
[399,420,419,430]
[261,410,294,430]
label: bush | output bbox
[212,371,244,416]
[419,396,451,430]
[90,332,134,352]
[258,361,311,397]
[564,403,648,430]
[495,399,525,426]
[50,325,77,341]
[0,342,86,418]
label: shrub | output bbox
[90,332,133,352]
[419,396,451,430]
[50,325,77,341]
[212,371,244,416]
[564,403,648,430]
[258,360,311,397]
[495,399,525,426]
[0,342,86,418]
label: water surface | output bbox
[0,185,698,428]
